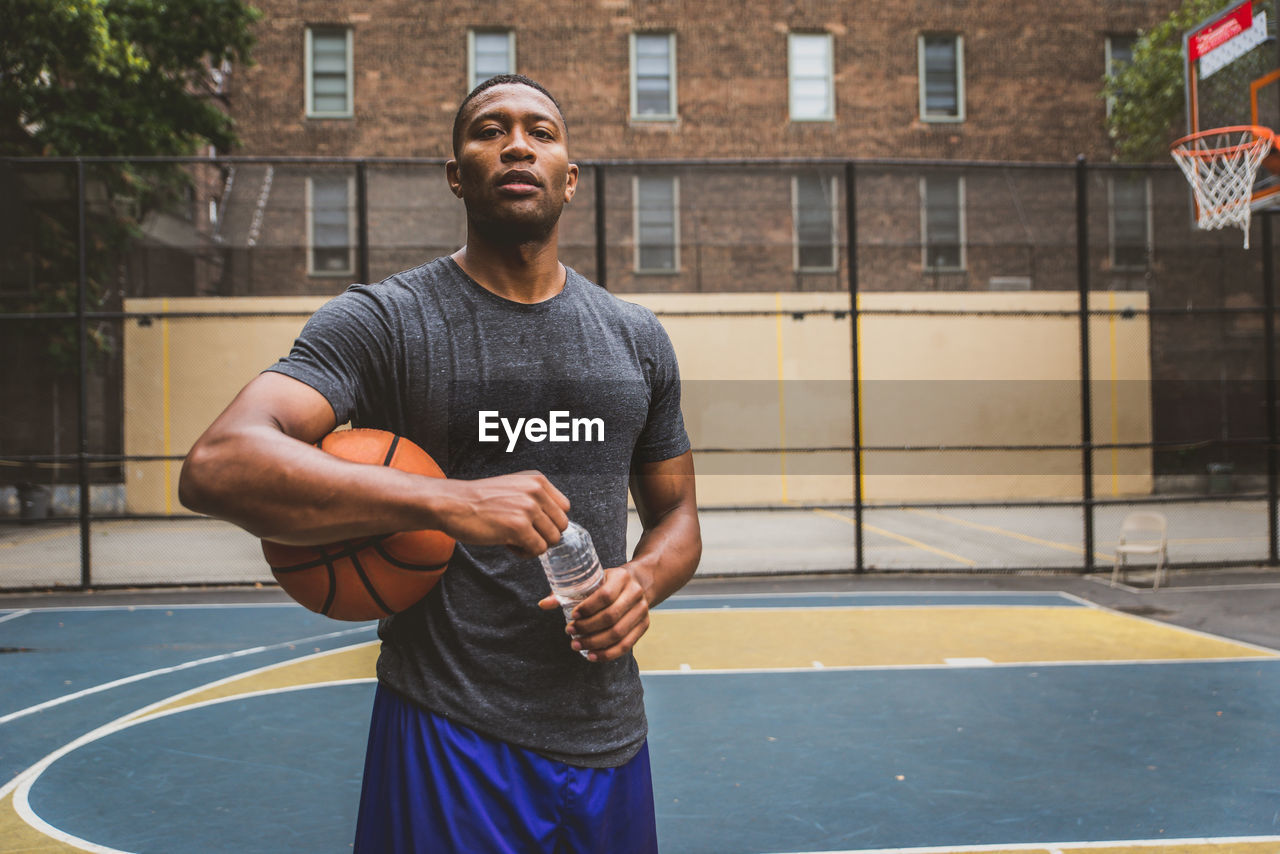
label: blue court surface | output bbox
[1,590,1278,853]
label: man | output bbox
[179,74,701,852]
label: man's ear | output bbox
[564,163,579,204]
[446,159,463,199]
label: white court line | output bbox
[0,609,31,625]
[125,639,380,722]
[7,675,377,854]
[641,655,1280,676]
[761,834,1280,854]
[0,624,375,726]
[1061,590,1280,657]
[670,590,1076,600]
[659,604,1080,614]
[0,643,379,804]
[0,602,301,613]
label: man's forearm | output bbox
[627,500,702,608]
[179,423,454,545]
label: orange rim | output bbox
[1170,125,1275,159]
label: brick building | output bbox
[179,0,1268,491]
[190,0,1218,299]
[228,0,1176,162]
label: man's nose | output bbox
[501,128,535,160]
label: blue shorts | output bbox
[353,684,659,854]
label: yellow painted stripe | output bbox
[0,792,76,851]
[161,297,173,515]
[135,642,379,721]
[854,292,866,503]
[1108,290,1120,497]
[774,293,789,503]
[811,507,978,566]
[636,606,1275,671]
[904,507,1112,562]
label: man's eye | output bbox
[532,129,554,140]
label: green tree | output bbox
[1,0,259,157]
[0,1,260,494]
[1103,0,1231,162]
[0,0,260,364]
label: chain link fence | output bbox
[2,156,1277,588]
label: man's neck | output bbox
[451,230,565,304]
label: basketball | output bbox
[261,429,455,621]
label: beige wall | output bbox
[124,291,1151,512]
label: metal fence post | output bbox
[76,159,91,588]
[356,160,370,285]
[1263,212,1279,565]
[845,161,865,573]
[595,165,607,289]
[1075,155,1096,574]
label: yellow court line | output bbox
[1108,290,1120,497]
[638,605,1275,671]
[855,292,866,503]
[904,507,1113,562]
[775,293,789,503]
[0,791,75,851]
[811,507,978,566]
[161,297,173,515]
[0,527,78,549]
[134,642,379,721]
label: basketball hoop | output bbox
[1170,125,1275,248]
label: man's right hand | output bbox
[429,470,570,557]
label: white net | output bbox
[1170,125,1274,248]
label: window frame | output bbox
[918,33,965,123]
[1105,34,1137,117]
[468,28,516,92]
[304,26,354,119]
[920,174,967,273]
[306,173,357,278]
[630,31,678,121]
[633,174,681,274]
[792,173,839,272]
[1108,173,1153,271]
[788,32,835,122]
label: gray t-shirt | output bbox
[267,256,689,767]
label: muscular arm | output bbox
[540,450,701,662]
[178,371,569,552]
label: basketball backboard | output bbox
[1184,0,1280,211]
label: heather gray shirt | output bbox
[268,257,689,767]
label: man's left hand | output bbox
[537,566,650,663]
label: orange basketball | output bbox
[262,429,455,621]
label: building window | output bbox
[1110,175,1151,270]
[793,173,838,271]
[308,174,355,276]
[469,30,514,91]
[305,28,353,118]
[1105,34,1136,116]
[631,33,677,120]
[921,174,965,271]
[788,33,834,121]
[635,175,679,272]
[919,34,964,122]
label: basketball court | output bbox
[2,576,1278,854]
[7,4,1280,852]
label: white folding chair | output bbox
[1110,511,1169,589]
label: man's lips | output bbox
[497,170,541,193]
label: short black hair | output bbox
[451,74,567,156]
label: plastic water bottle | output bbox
[538,521,604,655]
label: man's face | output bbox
[447,84,578,243]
